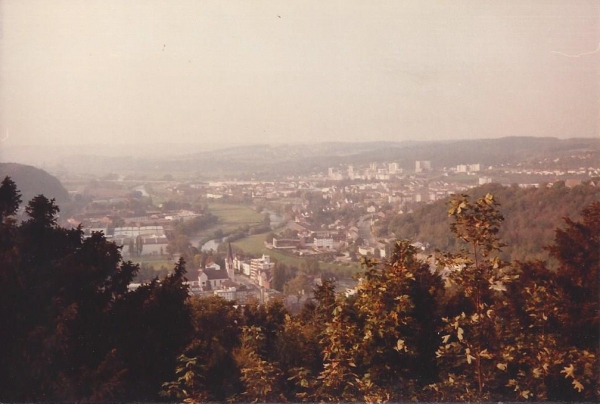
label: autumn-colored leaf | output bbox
[572,380,584,392]
[561,364,575,379]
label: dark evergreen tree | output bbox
[0,178,193,402]
[162,296,244,401]
[110,258,192,401]
[0,176,21,222]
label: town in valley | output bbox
[18,137,595,311]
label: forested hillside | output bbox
[1,176,598,402]
[379,181,599,262]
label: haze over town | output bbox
[1,0,598,161]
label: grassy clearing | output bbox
[209,204,263,226]
[232,234,268,254]
[186,204,264,240]
[196,203,264,236]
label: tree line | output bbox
[0,176,597,402]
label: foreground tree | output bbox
[547,201,599,351]
[0,176,21,222]
[496,202,599,402]
[0,178,192,402]
[286,242,443,402]
[432,195,599,401]
[431,193,518,400]
[162,296,244,401]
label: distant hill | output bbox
[154,136,600,177]
[379,181,600,263]
[0,163,70,207]
[27,136,600,178]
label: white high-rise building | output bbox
[415,160,431,173]
[479,176,492,185]
[388,162,401,174]
[347,165,355,179]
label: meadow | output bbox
[196,203,265,238]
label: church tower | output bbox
[225,242,234,281]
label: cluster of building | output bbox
[71,206,203,234]
[454,163,481,173]
[328,162,407,181]
[187,245,279,304]
[72,152,599,308]
[328,160,438,180]
[232,254,275,288]
[83,225,169,257]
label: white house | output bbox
[198,264,229,291]
[250,255,274,281]
[314,237,334,249]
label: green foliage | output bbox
[265,231,276,244]
[547,201,599,350]
[235,326,285,402]
[301,258,321,275]
[25,194,61,227]
[162,296,243,401]
[285,243,445,402]
[134,263,169,284]
[162,354,210,403]
[272,261,297,292]
[284,273,312,296]
[167,234,194,258]
[431,194,599,402]
[386,182,599,261]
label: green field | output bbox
[209,203,263,226]
[232,234,363,276]
[232,233,268,253]
[192,203,265,237]
[181,203,265,242]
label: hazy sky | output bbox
[1,0,598,148]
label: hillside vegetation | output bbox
[379,182,599,262]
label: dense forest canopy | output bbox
[0,176,598,402]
